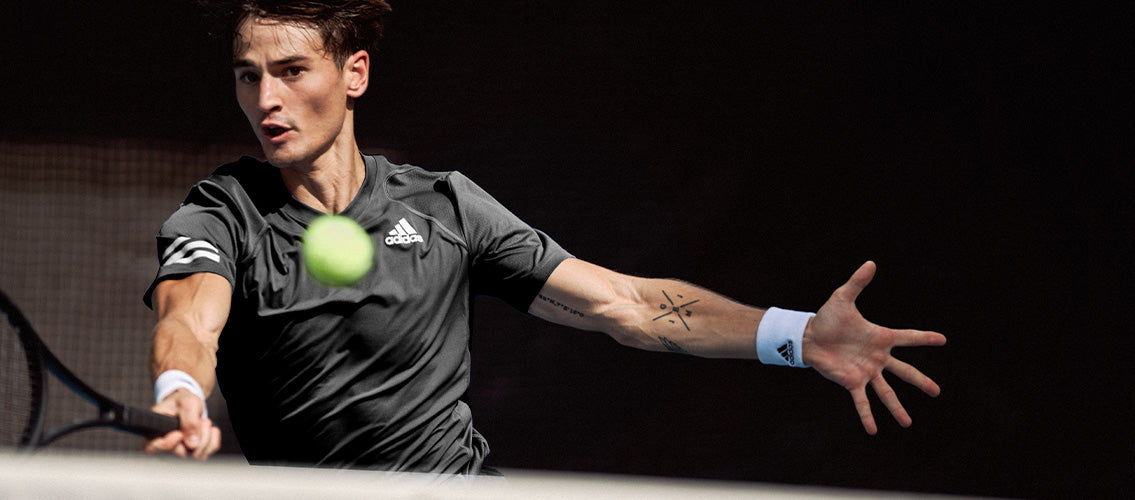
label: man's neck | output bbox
[279,141,366,214]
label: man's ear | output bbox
[345,50,369,98]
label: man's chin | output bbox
[261,145,303,169]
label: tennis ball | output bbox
[302,214,375,286]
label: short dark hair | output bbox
[202,0,393,66]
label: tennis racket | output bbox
[0,289,179,450]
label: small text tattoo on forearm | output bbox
[652,290,700,331]
[536,294,585,318]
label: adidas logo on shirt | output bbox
[777,340,797,366]
[385,218,425,246]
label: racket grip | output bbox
[119,406,181,438]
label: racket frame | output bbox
[1,289,179,449]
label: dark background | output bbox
[2,1,1132,498]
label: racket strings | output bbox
[1,309,42,448]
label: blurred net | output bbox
[0,451,956,500]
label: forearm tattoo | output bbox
[653,290,699,354]
[658,336,691,355]
[536,294,585,318]
[652,290,700,331]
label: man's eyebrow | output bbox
[232,55,312,68]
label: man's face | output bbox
[232,18,352,168]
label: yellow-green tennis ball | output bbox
[302,214,374,286]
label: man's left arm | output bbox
[528,258,946,434]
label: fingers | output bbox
[143,432,193,458]
[205,425,223,457]
[851,377,914,435]
[850,387,878,435]
[886,330,944,397]
[143,422,220,460]
[191,418,222,460]
[144,398,186,456]
[143,391,219,461]
[143,430,183,456]
[850,363,939,434]
[825,261,944,434]
[143,425,192,458]
[834,261,877,302]
[871,375,912,428]
[892,328,948,348]
[177,403,220,461]
[887,357,942,397]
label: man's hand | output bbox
[802,261,947,435]
[143,388,222,460]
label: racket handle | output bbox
[118,406,181,438]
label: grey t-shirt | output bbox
[145,154,571,473]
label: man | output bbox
[143,0,946,474]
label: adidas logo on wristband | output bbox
[756,307,814,368]
[777,340,798,366]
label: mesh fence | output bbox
[0,138,252,454]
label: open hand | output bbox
[802,261,947,434]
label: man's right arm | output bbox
[144,272,231,460]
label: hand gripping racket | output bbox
[0,289,179,449]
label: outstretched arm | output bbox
[530,258,765,358]
[144,272,230,459]
[529,258,946,433]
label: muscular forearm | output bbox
[149,274,230,397]
[533,259,768,359]
[601,277,765,358]
[150,317,218,396]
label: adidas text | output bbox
[385,234,424,245]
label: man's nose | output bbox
[258,77,283,113]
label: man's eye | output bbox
[284,67,304,77]
[237,72,260,84]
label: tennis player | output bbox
[142,0,946,473]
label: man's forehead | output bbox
[232,17,327,62]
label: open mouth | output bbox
[264,125,287,138]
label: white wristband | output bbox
[756,307,814,368]
[154,369,209,418]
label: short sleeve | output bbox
[143,179,242,308]
[446,172,572,311]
